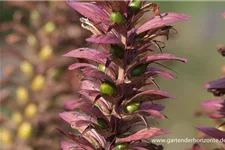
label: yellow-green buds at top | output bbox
[20,61,34,76]
[125,102,140,113]
[131,64,148,77]
[18,122,33,139]
[12,112,23,124]
[25,103,38,118]
[115,143,129,150]
[110,12,126,25]
[0,129,13,144]
[39,45,53,60]
[16,86,29,105]
[129,0,142,12]
[110,45,125,59]
[98,64,106,72]
[100,82,117,96]
[31,74,45,91]
[97,118,108,129]
[44,21,56,34]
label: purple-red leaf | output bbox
[64,99,89,110]
[141,109,166,119]
[81,68,113,82]
[205,77,225,89]
[146,67,175,80]
[128,54,187,73]
[86,34,121,44]
[81,80,100,91]
[141,54,188,64]
[136,12,190,34]
[59,111,93,130]
[197,126,225,142]
[64,48,110,64]
[128,90,175,103]
[117,127,170,142]
[61,141,85,150]
[68,63,96,70]
[201,99,224,111]
[67,1,111,31]
[57,129,96,150]
[141,102,165,111]
[61,139,95,150]
[208,113,224,119]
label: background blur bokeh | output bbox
[0,1,89,150]
[0,1,224,150]
[153,1,225,150]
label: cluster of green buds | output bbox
[0,1,88,149]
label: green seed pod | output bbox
[110,12,126,25]
[131,64,148,77]
[98,64,106,72]
[116,143,129,150]
[97,118,108,129]
[129,0,142,12]
[110,45,125,59]
[125,101,141,113]
[100,82,117,96]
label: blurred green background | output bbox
[0,1,224,150]
[152,1,225,150]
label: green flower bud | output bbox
[125,101,140,113]
[110,12,126,25]
[98,64,106,72]
[129,0,142,12]
[100,82,117,96]
[131,64,148,77]
[116,143,129,150]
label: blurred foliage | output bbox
[151,2,225,150]
[0,1,89,150]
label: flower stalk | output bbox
[60,1,190,150]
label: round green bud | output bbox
[125,101,140,113]
[131,64,148,77]
[129,0,142,12]
[98,64,106,72]
[116,143,129,150]
[100,82,117,96]
[110,12,126,25]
